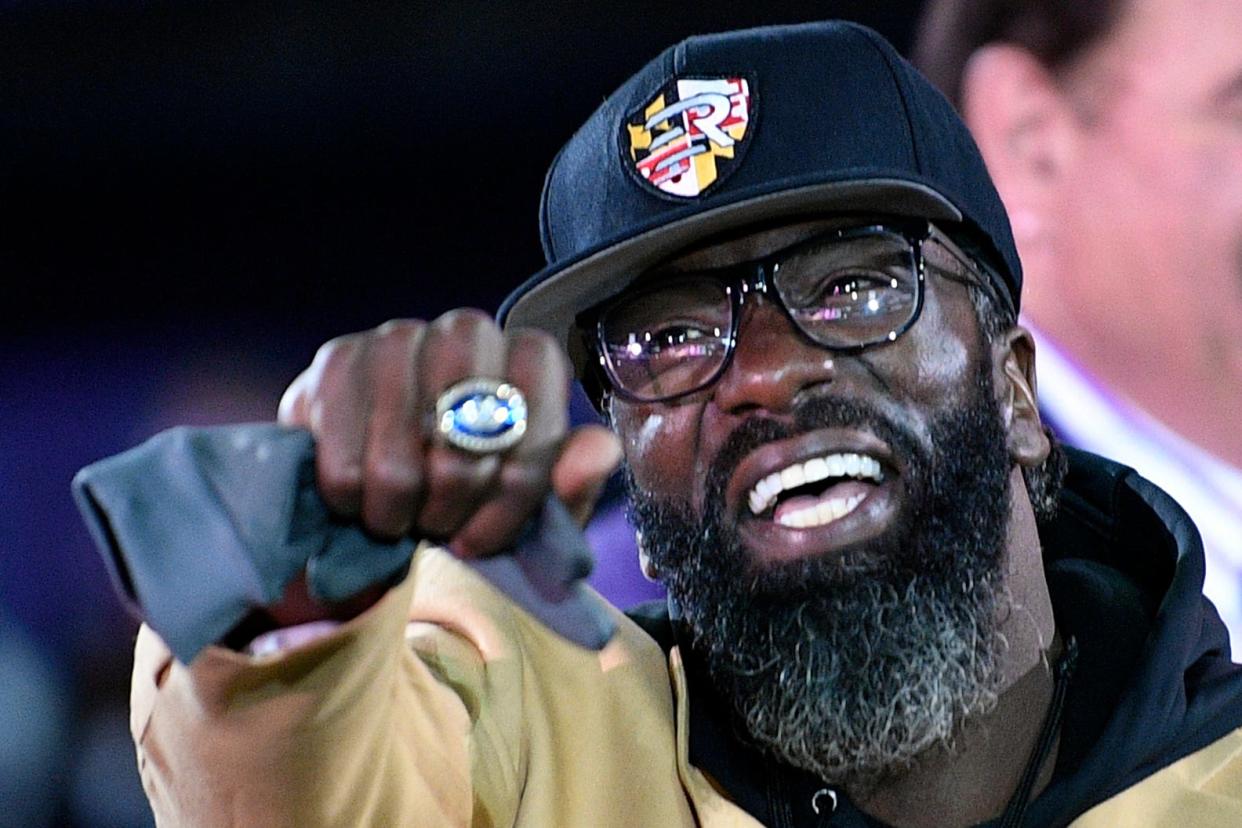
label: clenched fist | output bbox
[278,309,623,560]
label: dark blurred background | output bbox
[1,3,921,825]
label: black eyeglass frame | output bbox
[579,220,1013,404]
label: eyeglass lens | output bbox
[599,228,920,401]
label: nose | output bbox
[711,295,836,415]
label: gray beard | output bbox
[629,359,1013,784]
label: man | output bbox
[912,0,1242,647]
[75,21,1242,827]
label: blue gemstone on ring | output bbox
[436,379,528,453]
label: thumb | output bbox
[551,424,624,526]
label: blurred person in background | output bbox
[913,0,1242,649]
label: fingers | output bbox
[299,332,374,516]
[449,327,571,557]
[281,310,586,556]
[415,309,508,538]
[358,320,427,538]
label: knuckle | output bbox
[289,335,366,417]
[318,462,364,502]
[313,331,364,368]
[498,459,549,500]
[509,327,567,361]
[365,455,423,499]
[427,450,494,493]
[507,328,572,381]
[505,325,559,354]
[430,307,497,339]
[375,318,426,342]
[319,336,363,374]
[362,500,412,539]
[437,463,483,493]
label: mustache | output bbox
[702,395,930,513]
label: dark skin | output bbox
[275,215,1058,826]
[270,311,621,627]
[611,218,1058,825]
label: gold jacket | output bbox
[131,545,1242,827]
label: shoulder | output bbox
[1070,727,1242,827]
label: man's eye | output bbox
[786,269,907,309]
[784,269,914,326]
[608,324,725,364]
[647,324,723,355]
[817,271,898,298]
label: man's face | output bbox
[609,218,1000,572]
[607,217,1025,780]
[1056,0,1242,371]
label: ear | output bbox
[959,44,1077,245]
[635,530,660,583]
[995,326,1050,467]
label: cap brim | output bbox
[500,178,962,367]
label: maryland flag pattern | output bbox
[624,77,752,198]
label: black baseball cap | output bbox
[498,20,1021,367]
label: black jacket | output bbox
[629,448,1242,827]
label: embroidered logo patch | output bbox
[623,77,752,199]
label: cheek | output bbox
[904,297,978,405]
[611,403,701,501]
[1182,138,1242,281]
[1079,114,1242,244]
[1104,125,1242,317]
[911,332,973,398]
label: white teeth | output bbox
[780,465,806,490]
[804,456,829,482]
[748,452,885,516]
[776,492,866,528]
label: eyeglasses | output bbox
[584,221,1008,403]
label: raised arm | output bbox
[116,310,635,826]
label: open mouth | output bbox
[723,429,903,565]
[747,451,886,529]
